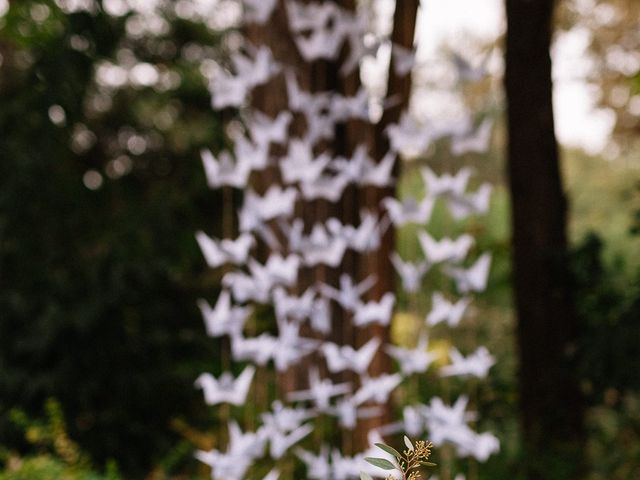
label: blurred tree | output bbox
[573,232,640,397]
[557,0,640,155]
[238,0,419,452]
[0,1,227,475]
[504,0,585,478]
[241,0,419,452]
[571,220,640,478]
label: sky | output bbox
[414,0,614,155]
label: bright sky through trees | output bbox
[415,0,614,154]
[14,0,614,155]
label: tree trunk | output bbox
[245,0,419,452]
[504,1,585,478]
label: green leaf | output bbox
[375,442,403,460]
[365,457,397,470]
[404,435,414,451]
[420,461,437,467]
[360,473,374,480]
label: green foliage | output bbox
[569,182,640,479]
[375,442,403,460]
[393,156,518,479]
[573,232,640,398]
[395,145,640,480]
[0,399,121,480]
[0,456,113,480]
[364,437,435,480]
[564,149,640,274]
[0,1,227,475]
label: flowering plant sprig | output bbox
[362,436,436,480]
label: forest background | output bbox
[0,0,639,479]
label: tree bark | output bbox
[504,1,585,477]
[245,0,418,452]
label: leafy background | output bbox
[0,0,639,479]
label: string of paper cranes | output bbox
[192,1,499,479]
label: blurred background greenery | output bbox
[0,1,228,477]
[0,0,639,479]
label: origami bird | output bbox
[353,373,402,404]
[195,421,267,480]
[197,289,251,337]
[446,183,492,220]
[194,366,256,406]
[200,148,252,189]
[417,230,474,264]
[425,292,471,327]
[288,369,351,410]
[421,166,472,199]
[321,337,381,375]
[352,292,396,327]
[451,117,493,156]
[382,195,435,226]
[443,253,492,293]
[295,446,332,480]
[386,333,437,376]
[319,274,376,312]
[195,230,254,268]
[440,346,496,379]
[390,253,430,293]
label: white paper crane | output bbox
[386,333,437,376]
[353,373,402,404]
[195,421,267,480]
[200,148,252,189]
[195,231,254,268]
[382,195,435,226]
[352,292,396,327]
[443,253,492,293]
[440,346,496,379]
[417,230,474,264]
[319,274,376,313]
[321,337,381,375]
[390,253,430,293]
[197,289,251,338]
[425,292,471,328]
[288,369,351,410]
[421,166,472,199]
[194,366,256,406]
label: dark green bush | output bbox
[0,2,226,475]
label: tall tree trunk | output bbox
[504,1,585,478]
[245,0,419,452]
